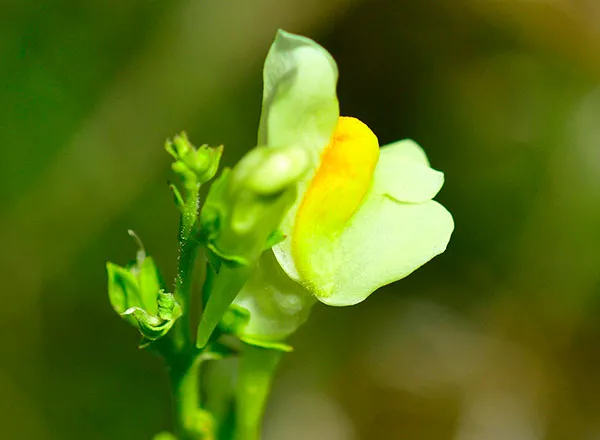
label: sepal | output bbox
[240,336,293,353]
[219,305,293,352]
[217,305,292,351]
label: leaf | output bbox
[138,256,163,315]
[168,183,185,211]
[196,264,253,349]
[106,262,143,325]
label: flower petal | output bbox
[380,139,431,165]
[260,30,341,283]
[372,140,445,203]
[234,251,316,341]
[292,117,380,288]
[258,30,340,161]
[313,194,454,306]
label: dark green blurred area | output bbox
[3,0,600,438]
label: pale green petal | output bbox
[234,250,316,341]
[372,140,445,203]
[261,30,340,282]
[314,195,454,306]
[258,30,339,161]
[380,139,430,165]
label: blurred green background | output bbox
[3,0,600,439]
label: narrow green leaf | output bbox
[169,183,185,211]
[196,264,253,348]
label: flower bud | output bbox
[121,291,182,344]
[200,144,310,266]
[195,145,311,348]
[165,132,223,189]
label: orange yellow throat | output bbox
[292,116,380,290]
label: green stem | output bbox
[171,357,200,437]
[170,355,213,440]
[235,345,282,440]
[173,182,200,349]
[167,182,211,439]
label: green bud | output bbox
[245,145,310,195]
[156,290,178,321]
[200,145,310,265]
[165,132,223,188]
[121,290,182,344]
[195,146,310,347]
[121,307,169,340]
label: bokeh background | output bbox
[3,0,600,438]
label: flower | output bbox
[233,30,454,342]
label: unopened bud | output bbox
[200,145,310,265]
[121,291,181,343]
[166,132,223,187]
[246,146,310,195]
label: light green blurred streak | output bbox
[0,0,359,436]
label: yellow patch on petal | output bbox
[292,116,379,293]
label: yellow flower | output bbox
[233,30,454,341]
